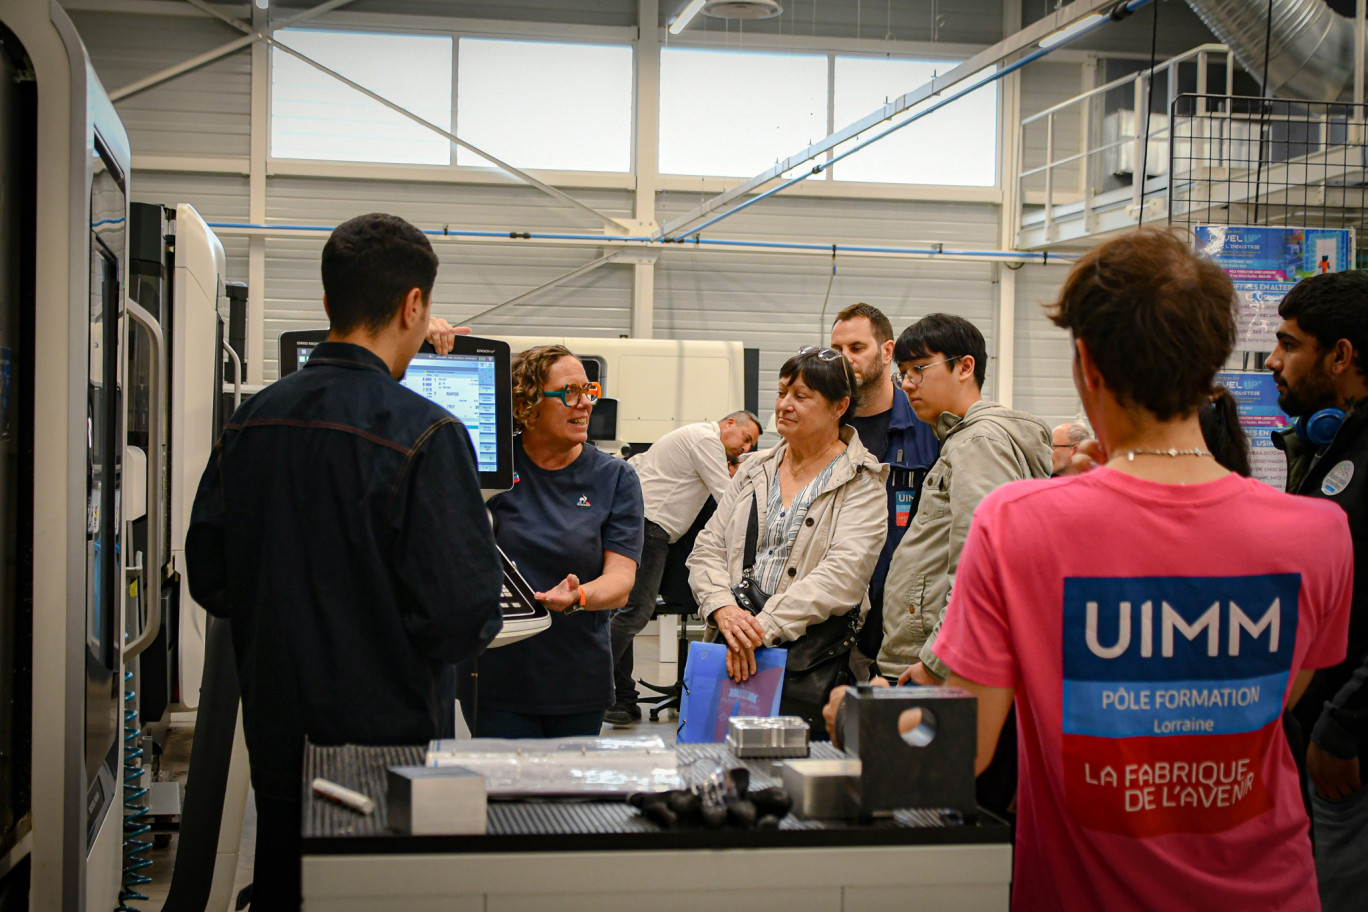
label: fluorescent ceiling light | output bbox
[669,0,707,35]
[1038,13,1105,49]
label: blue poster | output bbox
[1216,370,1289,490]
[1197,225,1354,350]
[1196,225,1353,281]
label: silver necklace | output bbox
[1122,447,1212,461]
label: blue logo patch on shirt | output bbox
[895,490,914,527]
[1061,573,1298,738]
[512,471,520,485]
[576,495,591,508]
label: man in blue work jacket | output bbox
[829,303,941,674]
[186,213,504,910]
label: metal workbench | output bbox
[301,742,1013,911]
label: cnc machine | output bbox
[0,3,134,907]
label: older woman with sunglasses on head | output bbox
[453,345,643,738]
[687,347,888,734]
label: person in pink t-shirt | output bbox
[932,228,1354,911]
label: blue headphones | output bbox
[1295,408,1347,446]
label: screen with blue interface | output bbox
[402,353,499,473]
[295,344,499,473]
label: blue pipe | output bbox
[205,223,1075,263]
[672,0,1154,240]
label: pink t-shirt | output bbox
[934,468,1353,912]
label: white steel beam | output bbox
[109,0,358,102]
[995,0,1025,409]
[460,251,626,324]
[206,223,1074,266]
[632,0,661,338]
[656,0,1130,239]
[248,0,267,386]
[177,0,625,232]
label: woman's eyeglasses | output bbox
[797,345,844,362]
[543,382,601,407]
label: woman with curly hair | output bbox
[453,345,643,737]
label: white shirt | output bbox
[628,421,732,542]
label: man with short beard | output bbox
[829,303,939,673]
[1268,269,1368,911]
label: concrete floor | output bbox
[135,630,682,911]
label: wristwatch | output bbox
[563,585,587,616]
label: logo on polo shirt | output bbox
[576,495,591,508]
[1061,573,1298,837]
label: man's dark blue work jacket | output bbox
[185,341,503,799]
[860,388,941,661]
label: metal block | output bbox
[837,685,978,819]
[387,765,487,836]
[726,716,810,759]
[779,758,861,819]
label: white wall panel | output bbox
[69,11,252,159]
[131,173,251,319]
[272,0,639,27]
[1019,60,1088,198]
[266,176,633,231]
[655,194,1001,429]
[261,177,637,378]
[133,172,251,222]
[660,0,1005,45]
[262,240,632,380]
[1012,262,1080,426]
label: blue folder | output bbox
[677,641,786,743]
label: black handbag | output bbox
[730,494,859,737]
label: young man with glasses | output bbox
[605,410,762,726]
[877,313,1053,687]
[829,303,941,673]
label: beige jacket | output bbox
[877,400,1052,680]
[687,426,889,647]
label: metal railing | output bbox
[1169,94,1368,258]
[1018,44,1239,244]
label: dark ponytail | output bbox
[1199,386,1251,476]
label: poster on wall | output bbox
[1196,226,1355,351]
[1216,370,1290,490]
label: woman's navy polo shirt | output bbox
[456,436,644,715]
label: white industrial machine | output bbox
[493,336,750,451]
[0,5,250,906]
[0,2,134,908]
[168,205,228,713]
[125,201,249,912]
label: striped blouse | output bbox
[750,450,847,596]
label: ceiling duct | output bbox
[702,0,783,20]
[1184,0,1358,101]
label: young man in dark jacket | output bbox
[185,213,504,910]
[1268,269,1368,911]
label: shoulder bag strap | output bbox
[743,492,760,573]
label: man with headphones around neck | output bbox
[1268,269,1368,911]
